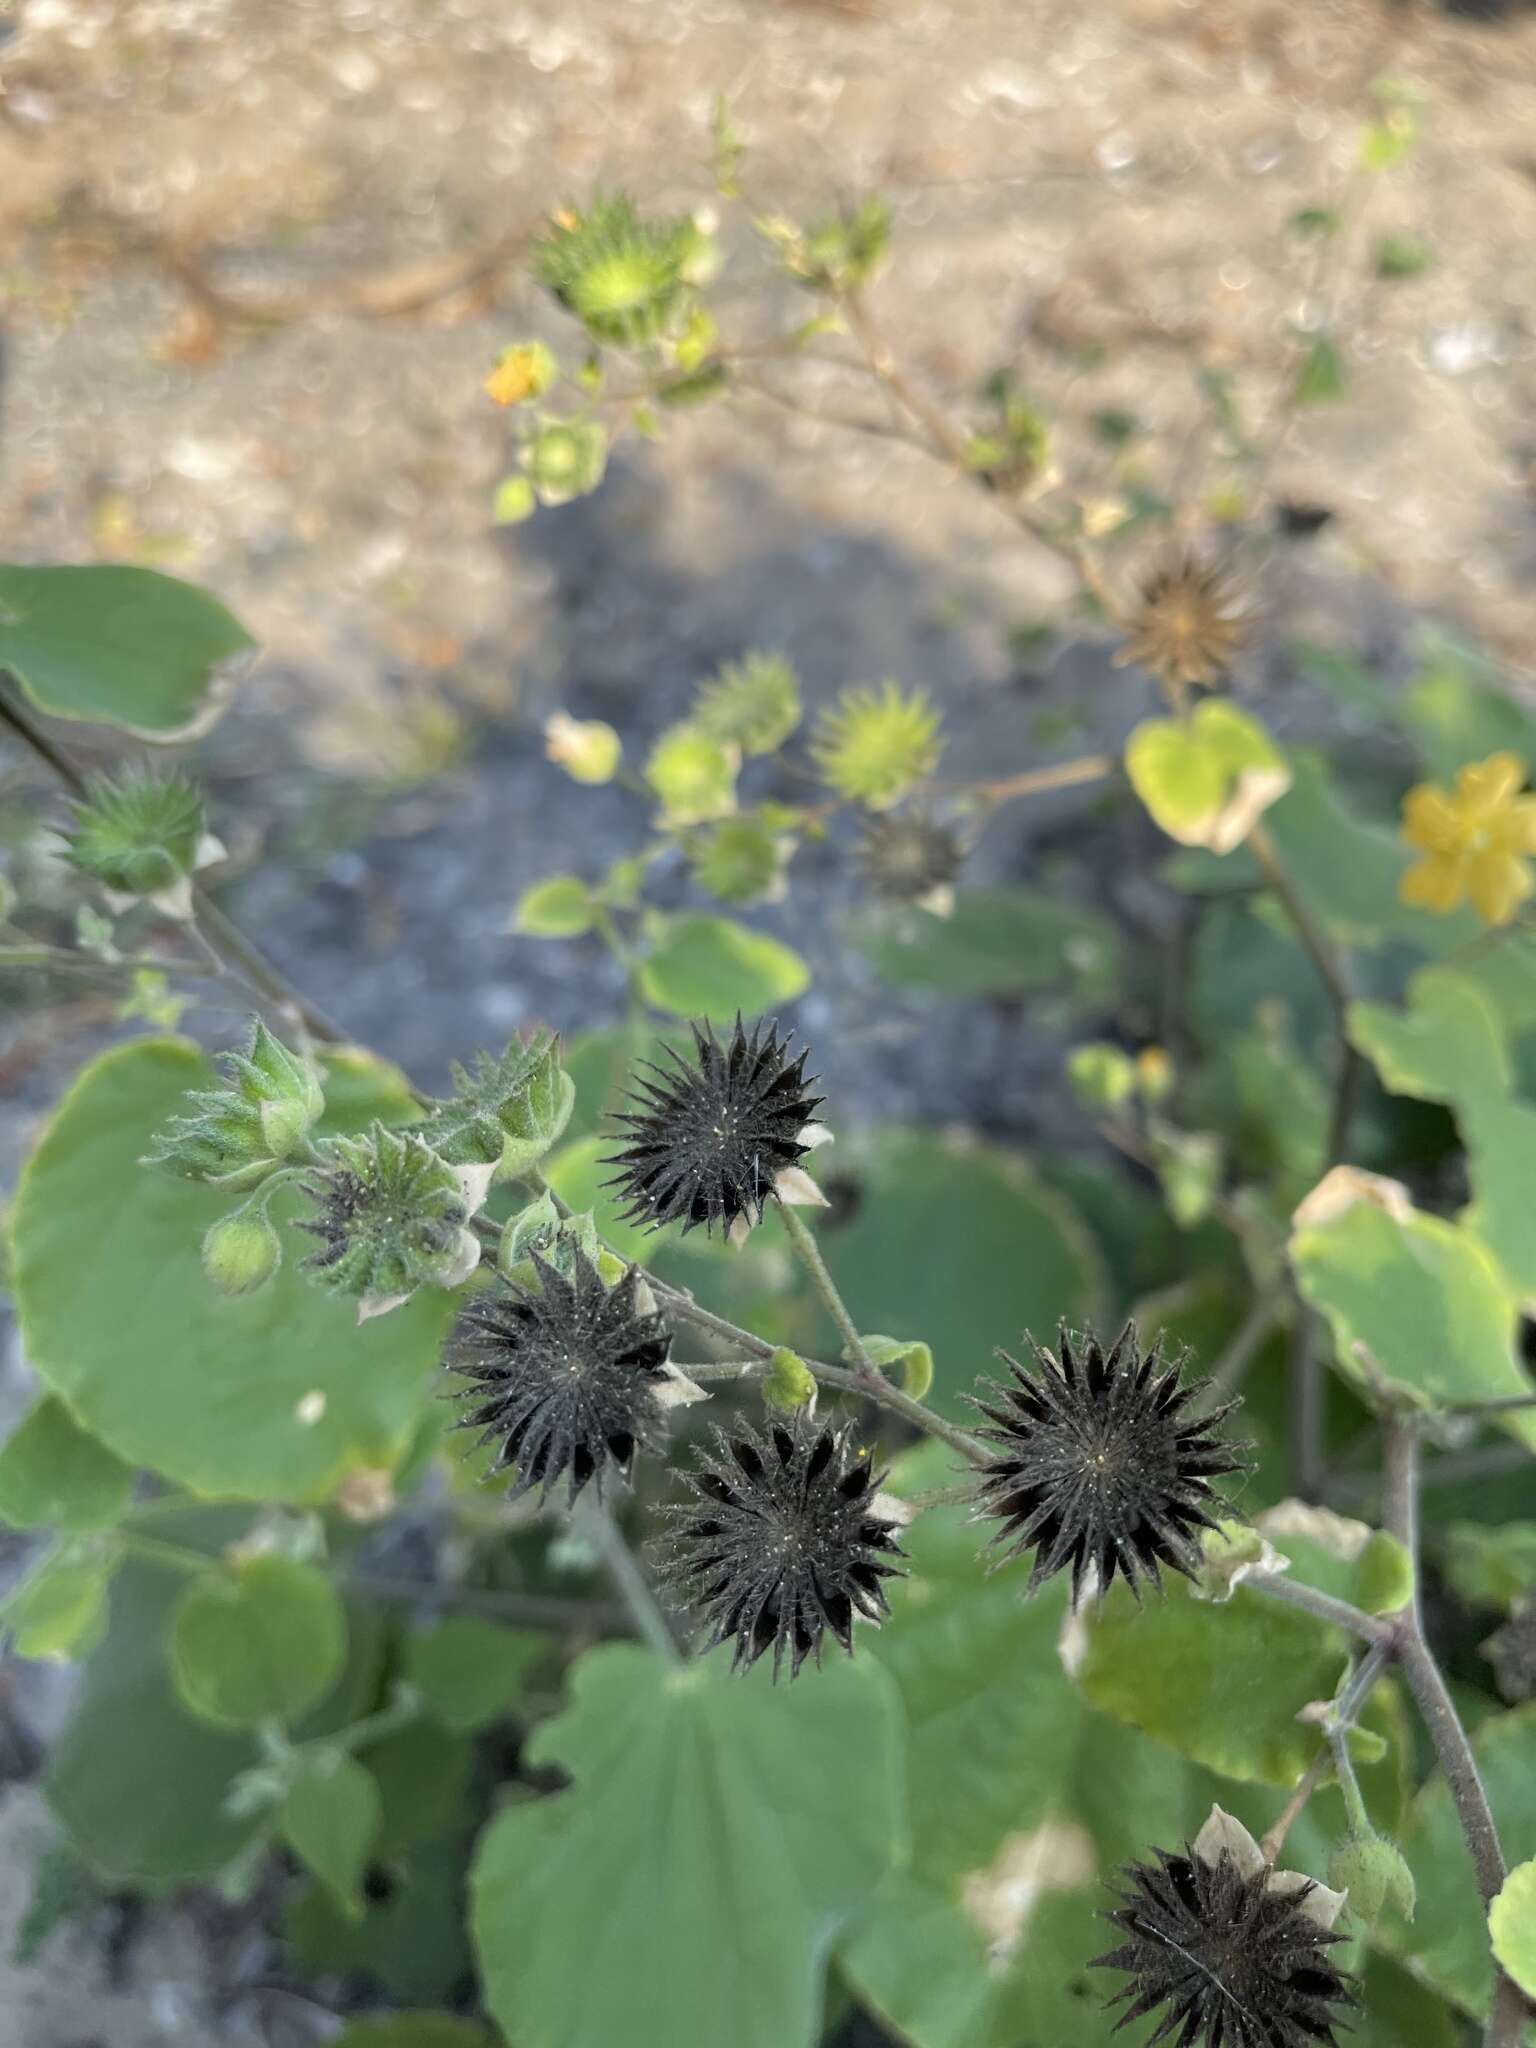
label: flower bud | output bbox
[545,712,622,786]
[762,1347,817,1415]
[143,1018,324,1187]
[202,1206,282,1297]
[1327,1832,1416,1925]
[1068,1042,1137,1112]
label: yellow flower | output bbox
[1398,751,1536,926]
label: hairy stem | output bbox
[647,1273,987,1464]
[1244,1571,1393,1646]
[1247,819,1361,1169]
[774,1198,874,1374]
[578,1501,685,1666]
[1260,1638,1390,1862]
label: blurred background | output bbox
[2,0,1536,2040]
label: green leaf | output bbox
[1445,1522,1536,1614]
[1126,700,1290,852]
[1350,968,1510,1109]
[1290,1195,1536,1448]
[44,1519,267,1885]
[0,564,254,739]
[636,913,809,1019]
[11,1040,453,1501]
[329,2022,492,2048]
[816,1131,1104,1423]
[0,1533,121,1661]
[169,1555,346,1729]
[283,1836,472,2007]
[1489,1859,1536,1999]
[0,1395,133,1530]
[280,1751,382,1919]
[492,474,537,525]
[514,876,593,937]
[1076,1572,1350,1787]
[408,1616,546,1732]
[1375,1703,1536,2020]
[1354,1531,1415,1617]
[471,1645,905,2048]
[854,886,1120,1003]
[1294,333,1346,404]
[366,1720,474,1858]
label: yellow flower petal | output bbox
[1401,784,1462,856]
[1467,850,1533,927]
[1455,752,1526,821]
[1495,796,1536,855]
[1398,853,1466,915]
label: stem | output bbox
[1198,1296,1281,1414]
[0,676,91,795]
[775,1199,873,1374]
[1260,1638,1390,1862]
[935,753,1116,807]
[578,1502,684,1666]
[1243,1570,1393,1646]
[0,943,232,983]
[1260,1748,1333,1864]
[1247,819,1360,1168]
[648,1275,988,1464]
[1376,1415,1522,2040]
[837,289,1123,621]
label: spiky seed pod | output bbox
[416,1031,573,1172]
[967,1323,1246,1604]
[857,810,965,906]
[604,1016,823,1237]
[1095,1828,1358,2047]
[664,1415,907,1677]
[65,767,205,898]
[142,1017,324,1187]
[534,195,699,348]
[811,681,943,811]
[692,652,802,757]
[447,1251,674,1502]
[1114,555,1249,697]
[298,1126,472,1301]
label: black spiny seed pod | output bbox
[1485,1603,1536,1705]
[1095,1833,1358,2047]
[604,1015,822,1237]
[857,809,965,906]
[664,1415,907,1678]
[967,1322,1246,1604]
[447,1251,673,1502]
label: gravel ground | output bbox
[2,0,1536,2040]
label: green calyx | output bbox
[64,767,205,898]
[534,194,703,348]
[142,1018,324,1188]
[298,1124,473,1302]
[523,418,608,506]
[1327,1831,1416,1925]
[692,652,802,756]
[418,1031,575,1174]
[201,1202,283,1297]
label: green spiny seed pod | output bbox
[201,1204,282,1297]
[534,195,701,348]
[142,1018,325,1188]
[64,768,205,898]
[417,1031,575,1175]
[811,682,942,811]
[692,652,802,757]
[297,1125,474,1302]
